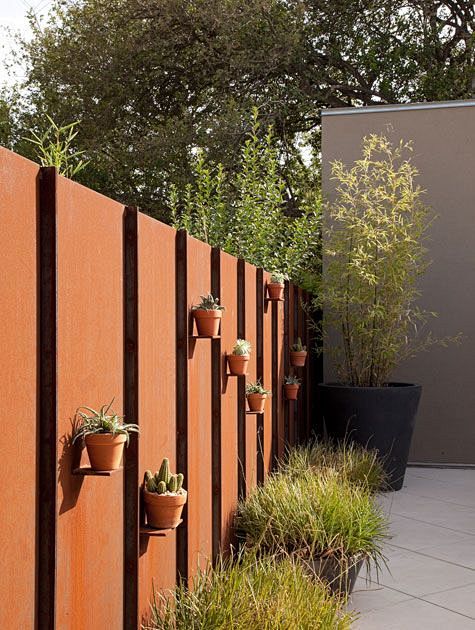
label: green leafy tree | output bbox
[4,0,474,213]
[315,134,460,386]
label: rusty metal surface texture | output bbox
[186,235,213,576]
[0,147,313,628]
[55,176,125,630]
[0,149,39,630]
[138,215,177,618]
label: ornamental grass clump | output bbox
[144,553,353,630]
[236,470,388,578]
[282,440,388,492]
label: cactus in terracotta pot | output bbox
[228,339,251,376]
[143,458,187,529]
[290,337,308,367]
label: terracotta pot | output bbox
[193,309,222,336]
[290,350,307,367]
[144,489,187,529]
[267,282,284,301]
[284,384,300,400]
[247,393,267,413]
[227,354,250,376]
[85,433,126,471]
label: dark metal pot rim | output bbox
[319,382,421,390]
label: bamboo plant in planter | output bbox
[315,135,460,490]
[228,339,251,376]
[192,293,224,336]
[73,401,139,471]
[290,337,307,367]
[143,459,187,529]
[284,375,301,400]
[267,272,286,301]
[246,380,270,413]
[236,469,388,596]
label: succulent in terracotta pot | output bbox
[290,337,307,367]
[228,339,251,376]
[143,459,187,529]
[267,272,287,301]
[246,380,271,413]
[192,293,224,336]
[284,375,301,400]
[73,401,139,471]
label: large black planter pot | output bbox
[319,383,422,491]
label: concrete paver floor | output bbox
[349,467,475,629]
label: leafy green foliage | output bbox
[24,115,88,179]
[191,293,224,311]
[232,339,251,356]
[314,134,461,387]
[236,469,388,571]
[144,552,353,630]
[73,400,139,444]
[246,380,271,395]
[172,110,322,286]
[282,441,388,493]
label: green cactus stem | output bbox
[158,458,171,484]
[176,473,184,491]
[168,475,178,493]
[157,480,167,494]
[146,477,157,493]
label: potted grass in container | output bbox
[246,380,270,413]
[236,468,388,596]
[267,272,286,301]
[228,339,251,376]
[143,458,187,529]
[73,401,139,471]
[290,337,307,367]
[192,293,224,337]
[284,375,301,400]
[315,135,460,490]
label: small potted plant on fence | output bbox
[246,380,270,413]
[284,375,301,400]
[192,293,224,337]
[315,135,461,490]
[72,401,139,471]
[227,339,251,376]
[267,272,286,301]
[290,337,307,367]
[143,458,187,529]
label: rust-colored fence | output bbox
[0,147,315,630]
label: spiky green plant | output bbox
[145,460,185,494]
[291,337,307,352]
[246,380,271,395]
[232,339,252,356]
[281,440,388,493]
[192,293,225,311]
[72,400,139,445]
[284,375,301,385]
[236,469,388,577]
[144,552,353,630]
[24,115,89,179]
[270,271,287,284]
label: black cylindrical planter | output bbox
[319,383,422,491]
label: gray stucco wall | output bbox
[321,100,475,464]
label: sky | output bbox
[0,0,53,85]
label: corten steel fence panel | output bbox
[186,235,213,576]
[262,271,274,474]
[218,251,239,551]
[244,263,258,493]
[287,284,296,447]
[256,269,265,484]
[55,177,124,630]
[277,284,286,460]
[0,149,38,630]
[138,215,177,618]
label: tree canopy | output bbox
[3,0,474,215]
